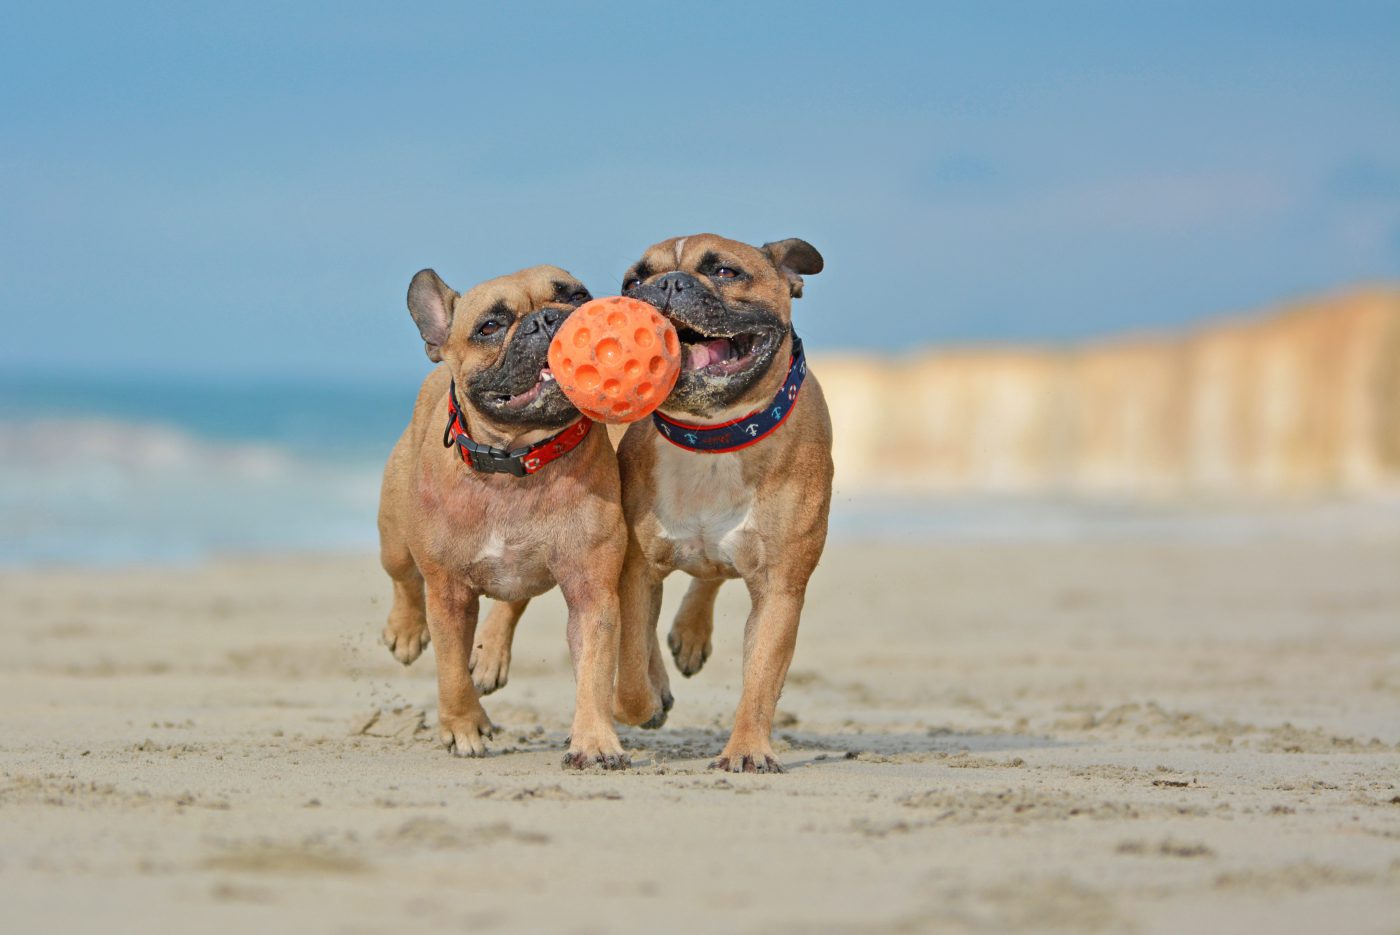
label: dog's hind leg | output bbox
[646,606,674,720]
[614,541,670,728]
[469,599,528,695]
[380,535,431,666]
[669,577,721,677]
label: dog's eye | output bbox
[570,290,589,303]
[623,277,641,291]
[714,267,740,280]
[477,320,502,337]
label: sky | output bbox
[2,1,1398,383]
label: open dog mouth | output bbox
[675,326,769,376]
[491,367,556,410]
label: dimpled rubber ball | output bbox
[549,295,681,423]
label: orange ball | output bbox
[549,296,681,423]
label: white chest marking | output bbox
[473,529,506,563]
[653,445,753,569]
[467,527,552,601]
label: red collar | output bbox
[443,381,592,477]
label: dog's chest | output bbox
[461,526,554,602]
[420,471,556,601]
[651,445,754,577]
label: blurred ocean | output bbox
[4,374,1398,567]
[0,374,415,566]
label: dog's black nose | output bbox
[520,308,565,338]
[654,271,700,302]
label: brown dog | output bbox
[377,265,629,768]
[610,234,834,772]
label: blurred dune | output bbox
[816,287,1400,497]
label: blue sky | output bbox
[2,1,1398,381]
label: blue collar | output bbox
[652,335,807,453]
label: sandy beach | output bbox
[3,533,1399,933]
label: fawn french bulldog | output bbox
[611,234,833,772]
[377,265,630,768]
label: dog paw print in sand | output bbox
[474,784,622,803]
[202,840,368,876]
[352,706,427,740]
[378,817,550,850]
[1054,701,1395,753]
[1116,837,1216,859]
[894,785,1213,828]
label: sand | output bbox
[2,536,1399,933]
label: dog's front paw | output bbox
[561,728,630,771]
[712,739,784,774]
[667,624,712,677]
[382,618,430,665]
[439,712,495,758]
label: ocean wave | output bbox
[7,417,1397,567]
[0,418,383,565]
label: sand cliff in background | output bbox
[816,288,1400,496]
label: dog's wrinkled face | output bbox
[622,234,822,417]
[406,265,592,430]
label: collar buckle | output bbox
[445,378,590,477]
[460,437,530,477]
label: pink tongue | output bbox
[686,338,732,369]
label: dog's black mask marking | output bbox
[466,288,591,429]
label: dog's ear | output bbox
[761,239,824,298]
[406,269,459,362]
